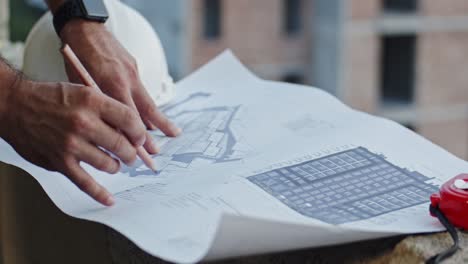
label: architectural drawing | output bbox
[121,92,251,177]
[248,147,439,224]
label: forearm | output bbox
[0,58,21,129]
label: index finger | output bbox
[134,87,181,137]
[99,96,146,147]
[66,160,115,206]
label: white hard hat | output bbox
[22,0,175,106]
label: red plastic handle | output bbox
[431,174,468,229]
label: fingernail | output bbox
[172,126,182,136]
[153,144,160,154]
[147,140,160,154]
[137,136,146,147]
[105,195,115,206]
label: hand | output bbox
[60,20,181,153]
[0,79,147,206]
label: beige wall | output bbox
[416,31,468,159]
[421,0,468,16]
[417,31,468,107]
[189,0,312,82]
[341,0,381,113]
[342,33,380,113]
[349,0,380,20]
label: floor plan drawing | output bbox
[248,147,439,224]
[121,92,253,177]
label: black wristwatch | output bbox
[53,0,109,36]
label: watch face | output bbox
[81,0,109,19]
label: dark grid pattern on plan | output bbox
[248,147,438,224]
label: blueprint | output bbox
[121,92,252,177]
[1,51,468,263]
[248,147,439,224]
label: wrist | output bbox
[59,19,106,42]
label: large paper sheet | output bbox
[1,51,467,263]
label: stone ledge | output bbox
[107,230,468,264]
[372,232,468,264]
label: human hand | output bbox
[0,79,147,206]
[60,20,181,153]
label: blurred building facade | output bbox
[326,0,468,159]
[131,0,468,160]
[125,0,313,84]
[1,0,468,159]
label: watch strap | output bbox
[53,0,108,36]
[53,0,84,36]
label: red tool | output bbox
[430,174,468,230]
[427,174,468,263]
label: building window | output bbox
[380,35,416,105]
[203,0,221,39]
[282,74,304,84]
[383,0,418,13]
[283,0,302,36]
